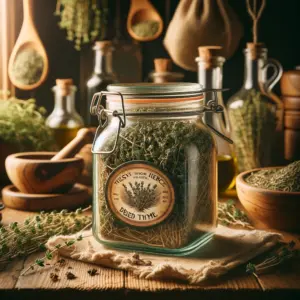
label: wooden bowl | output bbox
[2,183,90,211]
[5,152,84,194]
[236,168,300,231]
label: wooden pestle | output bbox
[51,128,95,161]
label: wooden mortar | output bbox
[5,128,94,194]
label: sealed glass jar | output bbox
[91,83,231,256]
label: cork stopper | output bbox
[94,40,113,51]
[246,43,266,60]
[154,58,172,73]
[197,46,222,69]
[56,78,73,96]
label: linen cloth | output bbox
[46,226,281,285]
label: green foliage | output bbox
[55,0,102,51]
[0,96,56,151]
[0,208,91,265]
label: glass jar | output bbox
[46,79,84,149]
[91,83,231,256]
[86,41,118,127]
[196,46,236,193]
[227,43,282,172]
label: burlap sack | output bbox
[164,0,244,71]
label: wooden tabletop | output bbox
[1,198,300,300]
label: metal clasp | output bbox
[90,88,233,155]
[90,91,126,154]
[202,90,233,144]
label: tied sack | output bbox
[164,0,243,71]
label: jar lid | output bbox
[107,83,203,98]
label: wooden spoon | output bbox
[127,0,163,42]
[8,0,49,90]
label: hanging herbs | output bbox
[55,0,102,50]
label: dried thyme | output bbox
[11,49,44,85]
[88,268,99,276]
[228,90,276,172]
[66,271,77,280]
[55,0,102,50]
[95,119,216,249]
[132,20,159,38]
[246,160,300,192]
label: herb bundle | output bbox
[246,160,300,192]
[228,90,276,172]
[0,208,91,265]
[0,97,56,151]
[55,0,104,50]
[95,119,216,249]
[247,241,299,276]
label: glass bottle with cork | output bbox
[196,46,236,193]
[227,43,282,172]
[46,79,84,149]
[86,41,118,127]
[148,58,184,83]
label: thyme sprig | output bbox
[218,200,253,229]
[0,207,92,265]
[246,241,299,276]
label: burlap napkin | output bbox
[46,226,281,285]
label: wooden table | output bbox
[1,200,300,300]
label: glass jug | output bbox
[196,46,236,192]
[227,43,283,172]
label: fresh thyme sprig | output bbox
[0,207,92,265]
[21,232,86,276]
[218,200,253,229]
[246,241,299,276]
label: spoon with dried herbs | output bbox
[8,0,48,90]
[127,0,163,42]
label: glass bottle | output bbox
[86,41,118,127]
[90,83,231,256]
[196,46,236,193]
[46,79,84,149]
[227,43,282,173]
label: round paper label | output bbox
[105,162,175,227]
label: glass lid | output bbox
[107,83,203,98]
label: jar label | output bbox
[105,161,175,227]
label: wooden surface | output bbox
[0,197,300,299]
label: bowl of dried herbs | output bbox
[236,161,300,230]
